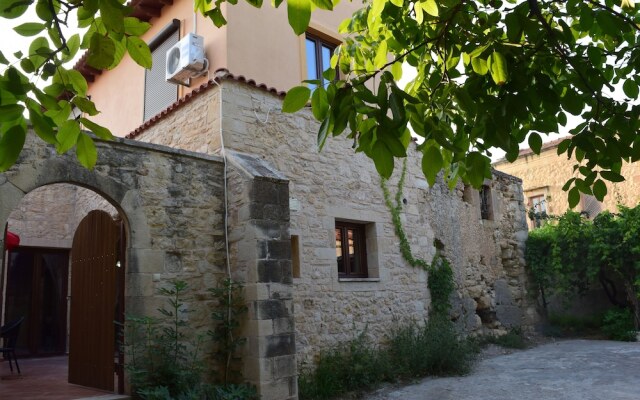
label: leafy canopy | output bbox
[1,0,640,205]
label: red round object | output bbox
[5,230,20,251]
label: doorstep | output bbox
[75,396,130,400]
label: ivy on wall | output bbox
[380,159,454,316]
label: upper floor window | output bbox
[335,221,368,278]
[144,20,180,122]
[305,33,336,89]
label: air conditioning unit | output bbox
[166,33,206,86]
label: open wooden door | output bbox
[68,210,121,391]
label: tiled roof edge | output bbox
[126,69,286,139]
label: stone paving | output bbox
[0,356,122,400]
[366,339,640,400]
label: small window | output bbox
[530,195,546,213]
[305,33,336,89]
[335,221,368,278]
[480,185,493,220]
[144,21,180,121]
[291,235,301,278]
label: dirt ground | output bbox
[364,339,640,400]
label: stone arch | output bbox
[1,133,226,393]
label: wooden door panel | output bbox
[68,210,119,391]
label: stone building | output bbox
[1,1,537,399]
[493,137,640,228]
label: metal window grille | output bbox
[581,194,602,219]
[143,30,179,122]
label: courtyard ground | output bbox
[365,339,640,400]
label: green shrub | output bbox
[299,318,479,400]
[546,313,604,337]
[602,308,637,342]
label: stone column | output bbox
[227,152,297,400]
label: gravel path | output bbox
[364,340,640,400]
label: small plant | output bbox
[208,278,249,385]
[602,308,637,342]
[545,313,604,338]
[126,280,204,399]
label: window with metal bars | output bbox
[335,221,368,278]
[143,20,180,122]
[305,33,337,90]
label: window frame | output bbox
[305,32,338,87]
[335,221,368,278]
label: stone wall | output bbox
[494,144,640,221]
[0,134,227,352]
[7,184,117,249]
[132,78,536,373]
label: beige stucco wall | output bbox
[494,144,640,224]
[131,79,537,367]
[85,0,361,137]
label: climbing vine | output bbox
[380,159,454,316]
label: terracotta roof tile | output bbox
[126,69,286,139]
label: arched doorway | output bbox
[1,183,127,394]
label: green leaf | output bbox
[557,139,571,155]
[62,34,81,62]
[488,52,508,85]
[600,170,625,183]
[14,22,45,36]
[311,0,332,10]
[0,51,9,65]
[44,101,72,125]
[246,0,264,7]
[568,187,580,208]
[80,118,114,140]
[422,145,443,186]
[206,7,227,27]
[528,132,542,154]
[72,97,99,116]
[311,87,329,120]
[0,124,26,171]
[127,36,152,69]
[66,70,88,97]
[86,34,116,69]
[287,0,311,36]
[100,0,124,39]
[28,107,57,144]
[124,17,151,36]
[374,40,388,69]
[371,141,394,178]
[390,0,402,6]
[623,80,639,99]
[76,133,98,169]
[471,58,488,75]
[0,0,30,19]
[0,104,25,122]
[422,0,438,17]
[391,61,402,81]
[56,120,81,154]
[20,59,35,73]
[592,179,607,201]
[317,117,330,150]
[282,86,311,112]
[28,37,50,69]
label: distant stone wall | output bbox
[7,184,117,248]
[494,145,640,218]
